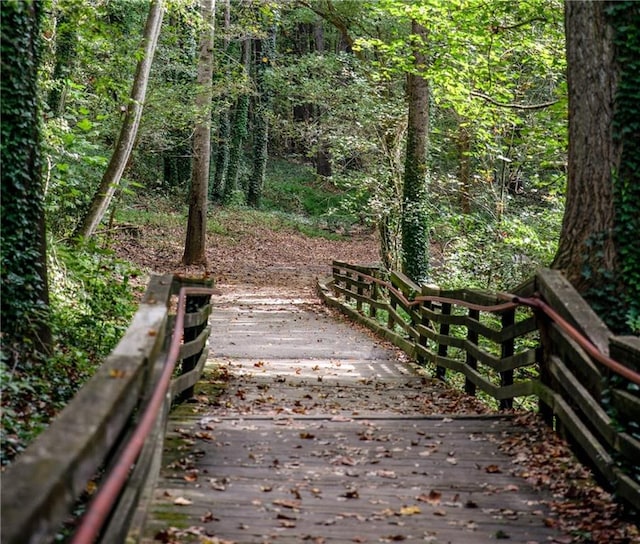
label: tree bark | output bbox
[75,0,164,240]
[226,38,251,199]
[183,0,216,264]
[247,22,276,209]
[1,1,52,364]
[211,0,231,203]
[552,2,618,293]
[401,20,430,283]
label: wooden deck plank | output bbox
[141,291,567,544]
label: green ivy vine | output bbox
[607,2,640,333]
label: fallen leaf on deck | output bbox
[399,505,421,516]
[273,499,301,509]
[417,490,441,505]
[173,496,192,506]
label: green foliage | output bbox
[1,242,138,465]
[429,192,562,290]
[606,2,640,334]
[43,105,109,236]
[262,159,350,220]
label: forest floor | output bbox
[112,207,379,297]
[110,208,638,544]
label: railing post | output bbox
[436,302,450,381]
[465,308,479,396]
[388,291,397,331]
[345,268,353,304]
[500,309,515,409]
[177,288,211,403]
[356,273,364,312]
[369,279,378,318]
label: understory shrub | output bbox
[0,241,139,465]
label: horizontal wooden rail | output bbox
[0,274,214,544]
[318,262,640,510]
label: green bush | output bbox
[0,242,139,465]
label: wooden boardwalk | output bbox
[140,287,568,543]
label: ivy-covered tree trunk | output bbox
[210,110,230,202]
[47,3,79,117]
[401,20,430,283]
[552,1,639,331]
[183,0,216,264]
[226,38,251,200]
[210,0,231,204]
[75,0,164,240]
[247,25,276,209]
[609,2,640,332]
[0,1,52,365]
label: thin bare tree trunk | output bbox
[183,0,216,265]
[75,0,164,240]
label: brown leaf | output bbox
[485,464,502,473]
[417,490,441,505]
[273,499,301,509]
[200,511,218,523]
[173,496,192,506]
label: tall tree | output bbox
[1,0,52,365]
[47,1,80,117]
[210,0,232,204]
[225,38,251,202]
[75,0,164,240]
[247,20,276,209]
[552,1,639,330]
[183,0,216,264]
[401,20,430,283]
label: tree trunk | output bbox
[247,23,276,209]
[552,2,618,292]
[1,1,52,365]
[211,109,230,202]
[183,0,216,265]
[75,0,164,240]
[314,19,332,178]
[457,121,471,215]
[401,20,430,283]
[47,3,78,117]
[226,38,251,199]
[210,0,231,203]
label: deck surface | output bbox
[141,288,567,543]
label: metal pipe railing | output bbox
[70,286,215,544]
[333,265,640,385]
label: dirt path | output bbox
[113,212,379,294]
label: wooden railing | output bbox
[1,274,214,544]
[318,261,640,511]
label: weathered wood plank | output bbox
[536,268,612,354]
[140,288,573,543]
[548,355,615,446]
[610,335,640,371]
[0,299,168,544]
[178,325,211,360]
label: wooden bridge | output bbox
[1,265,638,543]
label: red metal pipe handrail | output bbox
[71,286,215,544]
[511,295,640,386]
[335,265,640,385]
